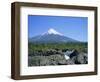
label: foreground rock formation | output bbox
[28,49,88,66]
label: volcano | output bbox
[29,28,78,43]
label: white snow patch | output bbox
[64,55,70,60]
[42,28,63,36]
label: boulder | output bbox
[63,49,79,59]
[69,50,79,58]
[75,53,88,64]
[58,60,67,65]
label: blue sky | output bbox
[28,15,88,42]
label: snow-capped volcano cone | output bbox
[29,28,78,43]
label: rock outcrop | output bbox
[28,49,88,66]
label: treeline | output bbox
[28,42,87,54]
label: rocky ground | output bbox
[28,49,88,66]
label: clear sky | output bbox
[28,15,88,42]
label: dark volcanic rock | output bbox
[75,53,88,64]
[66,53,88,65]
[62,49,68,52]
[63,49,79,58]
[69,50,79,58]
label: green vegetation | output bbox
[28,42,87,54]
